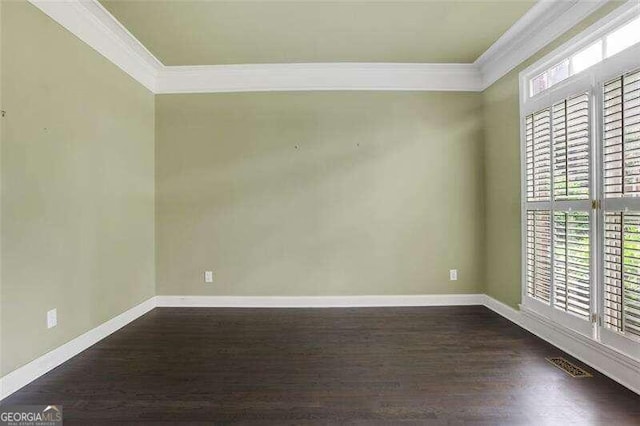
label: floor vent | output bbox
[546,357,592,378]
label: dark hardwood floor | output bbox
[2,306,639,424]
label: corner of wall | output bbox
[153,93,158,298]
[478,89,489,301]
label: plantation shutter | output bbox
[524,91,592,318]
[521,26,640,356]
[552,93,590,200]
[526,110,552,202]
[526,210,552,303]
[553,211,590,318]
[603,212,640,337]
[602,68,640,339]
[603,69,640,197]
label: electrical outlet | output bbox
[204,271,214,283]
[47,309,57,329]
[449,269,458,281]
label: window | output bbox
[553,211,590,318]
[524,92,593,327]
[603,70,640,198]
[524,68,640,348]
[520,2,640,359]
[526,210,552,303]
[571,41,603,75]
[606,15,640,58]
[528,12,640,97]
[604,212,640,337]
[602,69,640,340]
[552,93,590,201]
[525,110,551,202]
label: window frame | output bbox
[521,1,640,106]
[519,1,640,358]
[597,67,640,350]
[521,88,596,338]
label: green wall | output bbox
[481,1,624,308]
[0,1,155,375]
[156,92,485,296]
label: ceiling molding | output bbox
[29,0,162,92]
[475,0,610,89]
[155,63,483,93]
[29,0,616,94]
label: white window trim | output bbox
[520,0,640,114]
[519,1,640,359]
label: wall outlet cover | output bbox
[47,309,57,329]
[205,271,214,283]
[449,269,458,281]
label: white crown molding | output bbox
[29,0,161,92]
[475,0,610,89]
[27,0,622,92]
[155,63,483,93]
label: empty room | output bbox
[1,0,640,424]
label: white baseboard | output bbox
[2,293,638,401]
[482,294,640,396]
[0,297,156,400]
[155,294,485,308]
[481,294,525,328]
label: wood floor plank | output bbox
[1,306,639,424]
